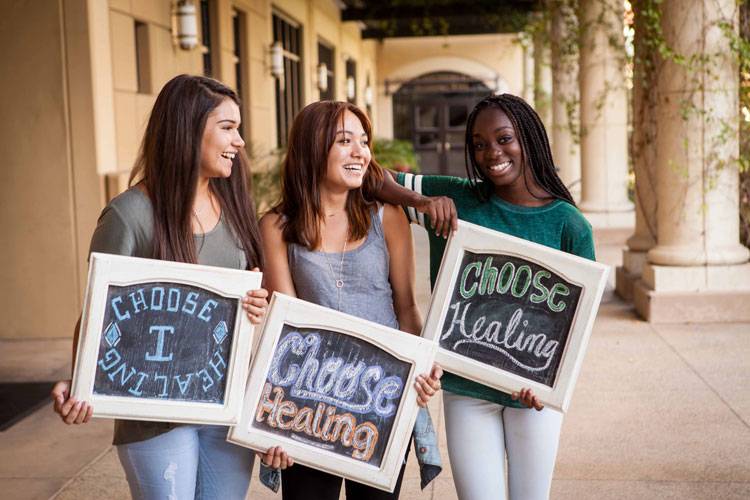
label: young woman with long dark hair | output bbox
[259,100,443,500]
[51,74,290,499]
[380,94,596,500]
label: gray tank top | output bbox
[288,206,399,329]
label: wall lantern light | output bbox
[364,85,373,107]
[174,0,198,50]
[270,42,284,79]
[317,63,329,93]
[346,75,356,101]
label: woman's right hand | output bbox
[511,387,544,411]
[51,380,93,424]
[258,445,294,470]
[415,195,457,239]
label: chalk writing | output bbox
[253,325,411,467]
[93,282,237,403]
[441,251,582,387]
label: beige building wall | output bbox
[375,33,523,138]
[0,0,378,339]
[0,1,108,338]
[109,0,202,183]
[272,0,378,120]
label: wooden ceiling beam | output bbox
[341,1,535,22]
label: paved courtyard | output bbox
[1,227,748,499]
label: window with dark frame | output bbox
[365,73,372,117]
[200,0,214,77]
[232,9,247,139]
[134,21,151,94]
[317,41,335,101]
[273,12,303,148]
[346,59,357,104]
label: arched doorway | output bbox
[393,71,491,176]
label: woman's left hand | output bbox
[258,446,294,470]
[415,195,457,239]
[242,272,268,324]
[511,387,544,411]
[415,363,443,407]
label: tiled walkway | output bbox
[1,228,748,499]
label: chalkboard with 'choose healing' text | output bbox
[72,253,261,424]
[441,251,582,387]
[229,294,436,492]
[423,221,609,413]
[94,282,237,403]
[252,324,411,467]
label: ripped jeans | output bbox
[117,425,254,500]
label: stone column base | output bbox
[615,249,650,302]
[615,266,637,302]
[633,263,750,323]
[582,210,635,229]
[633,283,750,323]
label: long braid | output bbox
[464,94,575,206]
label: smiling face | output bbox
[323,109,372,193]
[199,98,245,179]
[471,107,527,193]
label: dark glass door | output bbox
[393,71,490,176]
[413,98,475,176]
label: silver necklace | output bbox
[322,232,347,309]
[192,194,215,252]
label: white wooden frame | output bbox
[228,293,436,492]
[71,252,261,424]
[423,220,609,412]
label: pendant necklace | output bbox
[192,193,215,253]
[322,227,348,310]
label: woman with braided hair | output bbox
[379,93,595,499]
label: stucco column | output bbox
[520,34,535,104]
[634,0,750,322]
[578,0,633,226]
[615,0,657,300]
[550,0,580,201]
[533,14,553,134]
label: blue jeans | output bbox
[117,425,254,500]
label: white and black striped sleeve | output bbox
[401,172,427,228]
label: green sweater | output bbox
[397,173,596,407]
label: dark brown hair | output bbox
[276,101,384,249]
[129,74,263,269]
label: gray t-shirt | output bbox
[88,187,248,445]
[90,187,247,269]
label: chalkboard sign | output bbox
[72,253,261,424]
[424,221,609,412]
[93,282,237,403]
[441,251,583,388]
[229,293,436,492]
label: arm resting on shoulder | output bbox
[378,171,457,238]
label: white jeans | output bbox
[443,392,563,500]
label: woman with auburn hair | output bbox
[259,100,443,500]
[50,74,290,499]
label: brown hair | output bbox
[129,74,263,269]
[275,101,384,249]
